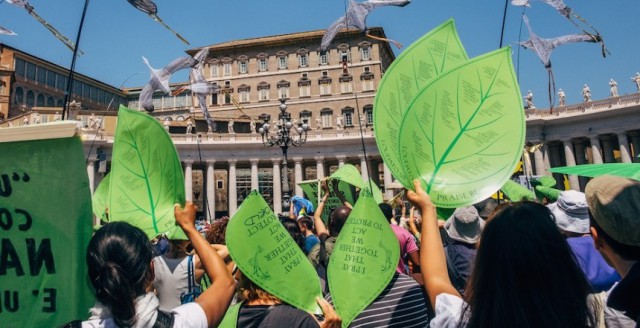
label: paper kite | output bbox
[126,0,190,45]
[139,55,197,113]
[172,49,219,132]
[4,0,78,52]
[519,15,601,112]
[0,26,17,36]
[320,0,411,51]
[511,0,608,57]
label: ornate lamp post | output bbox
[259,98,310,212]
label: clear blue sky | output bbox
[1,0,638,106]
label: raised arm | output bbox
[407,206,420,237]
[406,180,460,307]
[175,202,235,327]
[314,181,331,237]
[332,180,352,209]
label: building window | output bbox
[320,82,331,95]
[340,50,350,63]
[239,61,248,74]
[322,70,328,77]
[364,105,373,125]
[224,92,232,105]
[47,96,54,107]
[361,47,371,61]
[278,86,289,99]
[14,58,26,77]
[299,85,310,97]
[299,110,312,124]
[319,51,329,65]
[364,66,371,73]
[342,108,354,127]
[340,81,352,94]
[26,62,36,80]
[321,110,332,128]
[210,82,218,105]
[362,79,374,92]
[239,90,250,103]
[258,89,269,101]
[223,63,232,76]
[278,56,288,70]
[26,90,34,107]
[14,87,23,105]
[258,58,267,71]
[238,85,250,103]
[210,64,219,78]
[217,180,224,189]
[298,53,308,67]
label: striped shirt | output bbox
[326,273,430,327]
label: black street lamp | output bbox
[259,98,310,212]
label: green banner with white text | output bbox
[0,137,94,327]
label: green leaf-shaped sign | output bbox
[330,164,365,189]
[374,19,468,188]
[501,179,536,201]
[399,47,525,208]
[550,163,640,181]
[328,192,400,327]
[91,172,110,221]
[108,106,185,238]
[226,191,322,313]
[362,179,384,204]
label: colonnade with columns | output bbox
[177,154,385,219]
[526,130,640,191]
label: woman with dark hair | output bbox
[298,216,320,255]
[406,180,598,328]
[83,202,235,327]
[280,218,306,252]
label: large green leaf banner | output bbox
[329,164,365,189]
[0,137,94,326]
[91,172,110,222]
[299,179,357,223]
[327,192,400,327]
[226,191,322,313]
[374,19,469,188]
[399,47,525,208]
[550,163,640,181]
[108,106,185,239]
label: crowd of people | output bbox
[76,175,640,327]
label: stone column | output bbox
[359,155,369,181]
[315,156,325,180]
[543,146,551,173]
[589,135,603,164]
[228,160,237,216]
[601,135,615,163]
[272,159,282,214]
[184,160,193,202]
[533,147,546,176]
[206,161,215,222]
[250,159,259,191]
[573,140,588,190]
[86,158,97,194]
[293,157,303,197]
[562,139,580,191]
[630,132,640,163]
[549,143,564,188]
[336,155,346,168]
[617,133,632,163]
[383,163,394,200]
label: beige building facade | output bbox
[2,31,640,221]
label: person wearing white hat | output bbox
[441,206,484,295]
[548,190,620,292]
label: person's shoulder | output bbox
[171,302,208,328]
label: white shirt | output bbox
[82,293,207,328]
